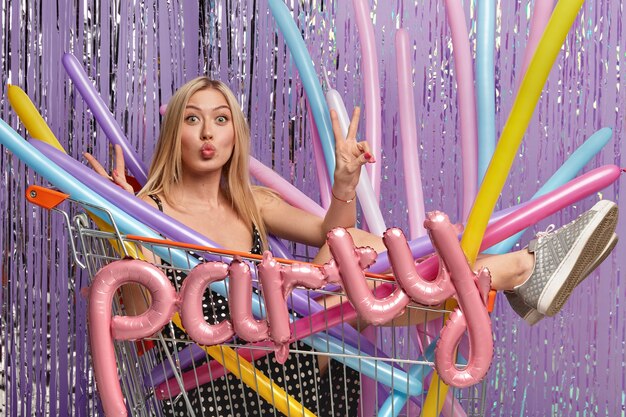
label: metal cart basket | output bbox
[27,185,488,417]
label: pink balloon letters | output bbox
[88,211,492,415]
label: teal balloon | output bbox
[476,0,497,185]
[268,0,336,180]
[377,340,437,417]
[307,333,423,396]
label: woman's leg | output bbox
[312,227,532,291]
[475,251,533,290]
[312,198,618,321]
[312,227,387,264]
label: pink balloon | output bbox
[249,156,326,218]
[479,165,622,250]
[257,252,293,363]
[517,0,556,92]
[228,259,269,342]
[179,262,235,345]
[330,211,493,386]
[327,228,411,326]
[89,259,177,417]
[395,29,427,239]
[325,220,483,328]
[427,212,493,387]
[444,0,478,220]
[258,252,331,362]
[353,0,382,198]
[281,259,328,295]
[384,228,456,304]
[365,211,493,387]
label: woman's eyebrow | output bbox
[184,104,231,112]
[212,105,231,112]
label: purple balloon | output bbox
[32,140,228,256]
[62,52,149,184]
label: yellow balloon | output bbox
[7,84,66,152]
[419,299,457,416]
[422,1,585,415]
[461,0,585,266]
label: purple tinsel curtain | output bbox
[1,0,624,415]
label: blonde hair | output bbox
[139,77,270,250]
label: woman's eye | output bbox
[185,115,199,123]
[216,116,229,123]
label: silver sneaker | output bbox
[506,233,618,325]
[513,200,618,317]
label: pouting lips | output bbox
[200,143,216,158]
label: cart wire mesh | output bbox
[46,192,488,417]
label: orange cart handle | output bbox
[26,185,69,210]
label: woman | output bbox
[86,76,618,415]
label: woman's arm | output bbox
[85,145,154,315]
[257,107,374,247]
[322,107,374,231]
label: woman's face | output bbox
[180,88,235,175]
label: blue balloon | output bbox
[377,340,437,417]
[306,333,423,396]
[268,0,336,180]
[476,0,497,185]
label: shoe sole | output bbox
[538,200,618,316]
[521,233,618,325]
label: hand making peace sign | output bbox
[329,106,375,202]
[83,144,135,194]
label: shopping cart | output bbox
[27,185,489,417]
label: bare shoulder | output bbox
[252,186,282,208]
[139,194,159,209]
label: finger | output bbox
[111,179,134,194]
[112,169,128,186]
[354,141,375,162]
[354,151,371,166]
[355,141,370,154]
[83,152,111,179]
[112,145,131,186]
[346,106,361,140]
[351,141,365,158]
[114,144,126,177]
[330,109,345,148]
[111,168,129,187]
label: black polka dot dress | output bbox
[149,195,360,416]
